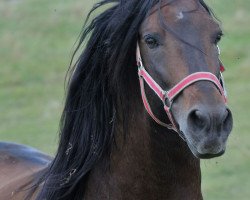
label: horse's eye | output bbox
[215,33,223,44]
[144,36,159,49]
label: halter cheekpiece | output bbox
[136,43,227,132]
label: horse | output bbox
[0,0,233,199]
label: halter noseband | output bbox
[136,44,227,132]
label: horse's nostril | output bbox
[188,110,208,130]
[222,109,233,133]
[222,110,228,121]
[187,107,233,133]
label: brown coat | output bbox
[0,142,51,200]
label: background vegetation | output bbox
[0,0,249,199]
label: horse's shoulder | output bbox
[0,142,52,200]
[0,141,52,167]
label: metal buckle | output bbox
[219,72,227,98]
[163,92,172,108]
[137,59,143,68]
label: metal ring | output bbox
[164,96,171,108]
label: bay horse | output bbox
[0,0,233,199]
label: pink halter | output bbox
[136,44,227,132]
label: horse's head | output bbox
[138,0,233,159]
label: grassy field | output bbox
[0,0,249,199]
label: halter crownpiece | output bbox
[136,43,227,132]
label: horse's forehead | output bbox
[142,0,211,30]
[168,0,210,20]
[167,0,200,13]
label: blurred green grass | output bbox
[201,1,250,199]
[0,0,97,153]
[0,0,249,199]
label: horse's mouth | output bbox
[185,136,225,159]
[195,150,225,159]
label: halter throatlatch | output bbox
[136,44,227,132]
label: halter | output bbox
[136,44,227,132]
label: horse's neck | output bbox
[85,115,203,200]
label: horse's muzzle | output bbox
[184,104,233,158]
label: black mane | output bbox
[32,0,213,199]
